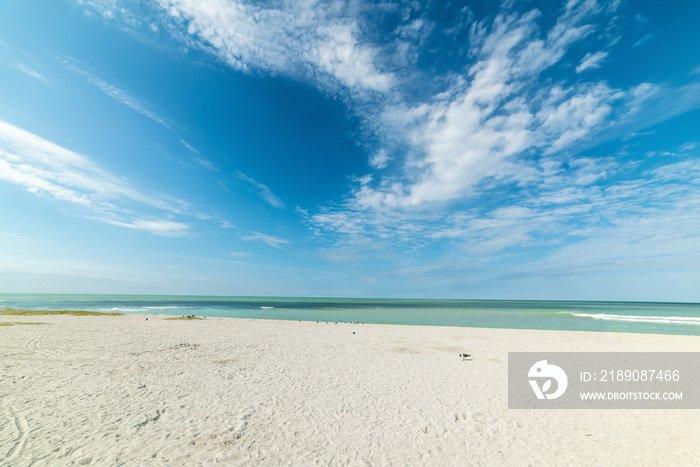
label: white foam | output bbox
[565,312,700,326]
[104,305,196,312]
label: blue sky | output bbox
[1,0,699,301]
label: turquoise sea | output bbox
[1,294,700,336]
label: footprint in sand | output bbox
[25,336,51,358]
[5,409,29,463]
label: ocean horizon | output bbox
[2,293,699,336]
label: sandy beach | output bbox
[1,314,699,466]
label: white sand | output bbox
[1,314,699,466]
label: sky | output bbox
[1,0,699,301]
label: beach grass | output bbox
[0,321,49,326]
[163,315,204,320]
[0,308,122,317]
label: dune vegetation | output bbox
[0,308,122,317]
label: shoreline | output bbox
[1,314,699,466]
[3,307,700,337]
[4,308,700,345]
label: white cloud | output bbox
[94,217,190,236]
[650,159,700,183]
[538,83,618,154]
[0,156,95,208]
[309,23,392,92]
[15,64,50,84]
[576,52,608,73]
[576,51,608,73]
[309,145,700,275]
[62,60,172,129]
[179,138,198,154]
[570,157,617,185]
[235,171,285,209]
[528,202,700,277]
[679,142,699,152]
[623,130,655,141]
[369,149,390,169]
[62,59,211,163]
[149,0,393,94]
[193,156,218,171]
[241,232,290,249]
[0,120,134,206]
[76,0,121,18]
[344,4,619,210]
[79,1,650,215]
[633,13,649,26]
[75,0,700,270]
[632,33,654,48]
[0,119,191,236]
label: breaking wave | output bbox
[563,312,700,326]
[102,305,198,313]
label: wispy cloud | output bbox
[632,33,654,48]
[15,64,50,84]
[74,0,699,207]
[161,252,254,266]
[339,3,622,210]
[309,22,393,92]
[235,171,285,209]
[77,0,700,279]
[61,59,172,128]
[0,119,191,236]
[623,130,655,141]
[369,149,390,169]
[178,138,218,171]
[78,1,640,208]
[78,0,394,96]
[60,59,174,133]
[61,58,217,169]
[679,142,699,152]
[313,150,700,282]
[633,13,649,26]
[576,51,608,73]
[92,217,190,236]
[193,156,218,171]
[241,232,290,249]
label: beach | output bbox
[1,314,699,466]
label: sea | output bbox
[1,294,699,336]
